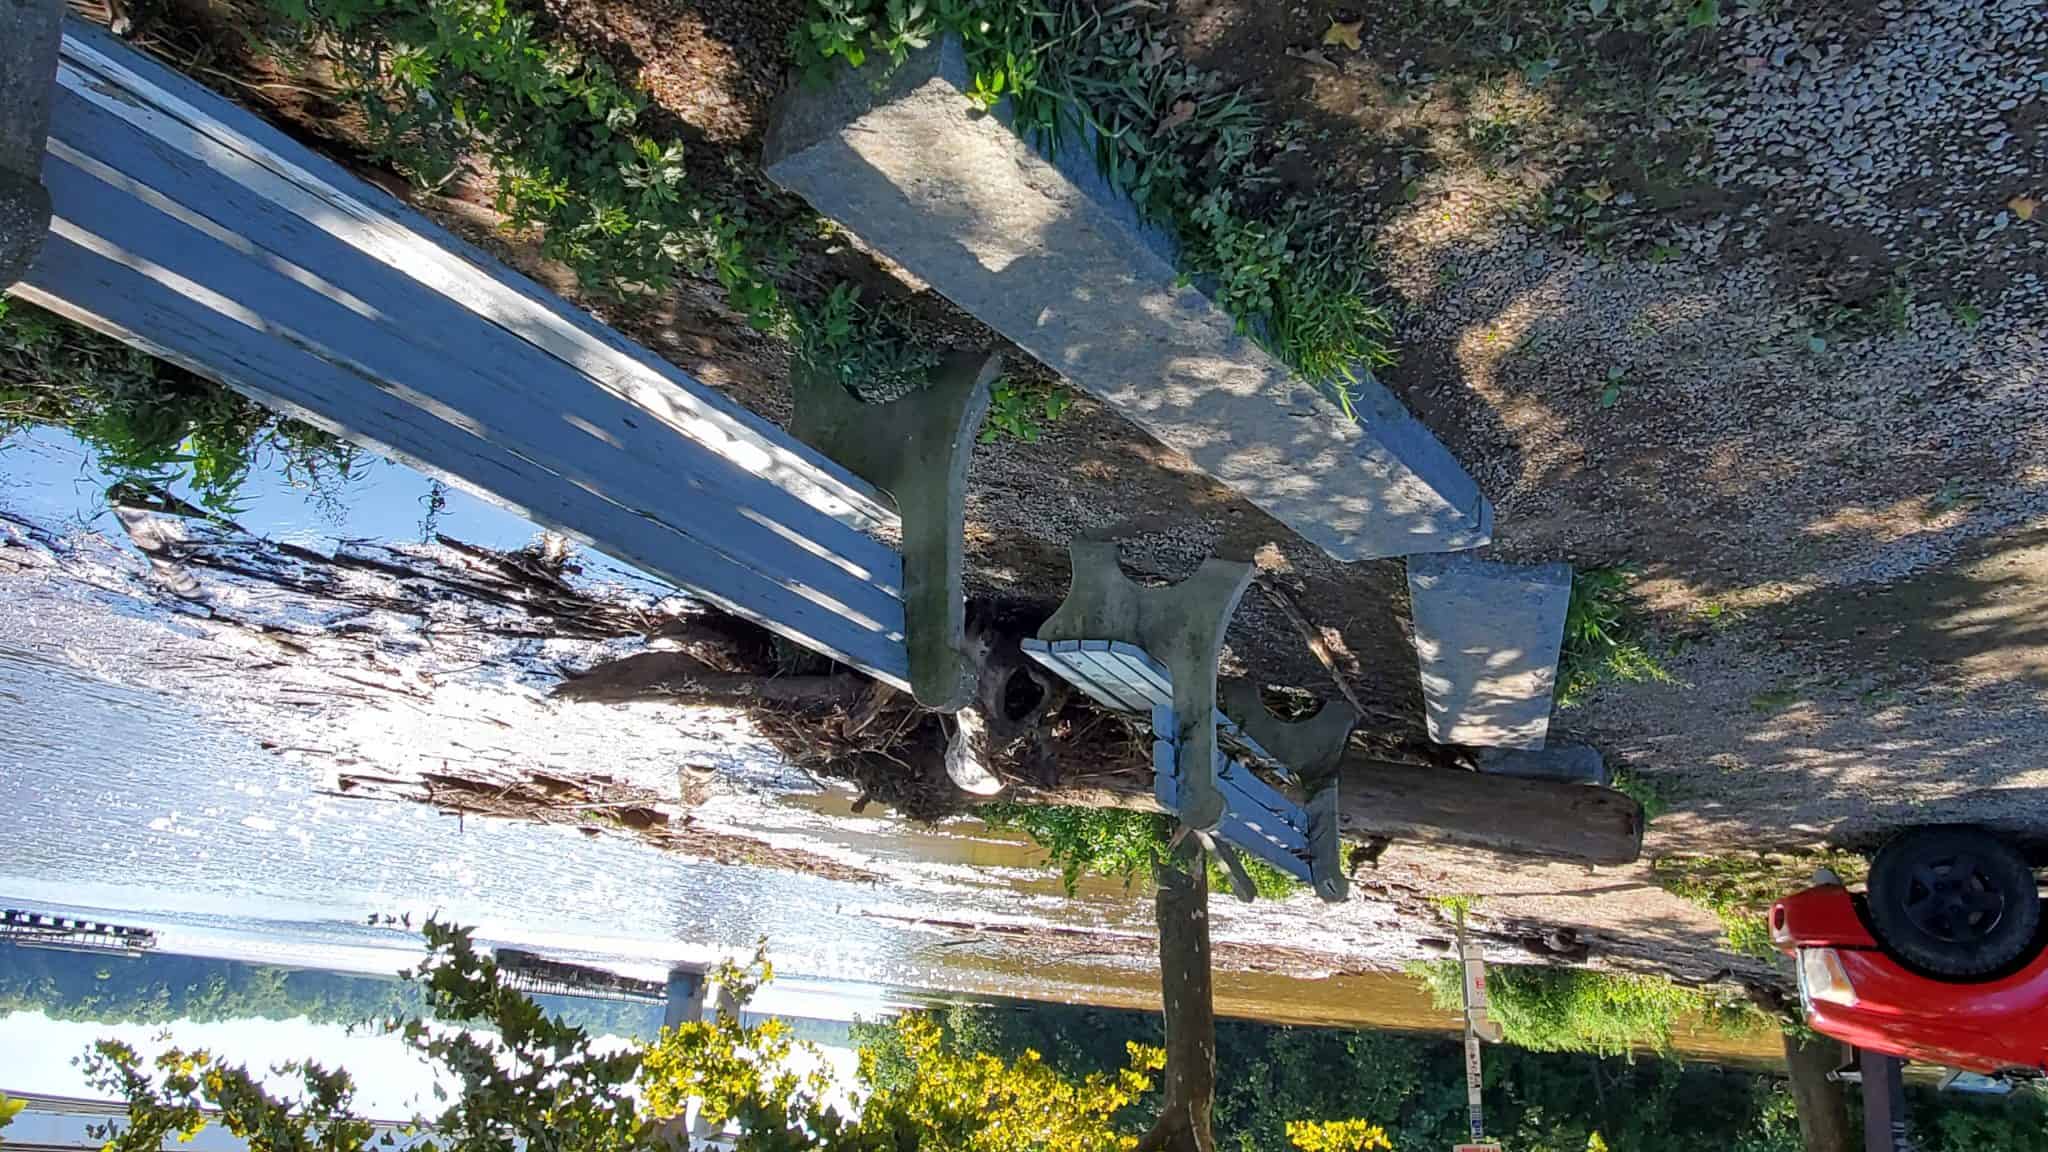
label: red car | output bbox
[1772,826,2047,1074]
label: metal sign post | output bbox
[1454,906,1504,1152]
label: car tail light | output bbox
[1800,948,1859,1008]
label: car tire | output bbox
[1866,826,2041,980]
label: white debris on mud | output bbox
[0,507,1634,983]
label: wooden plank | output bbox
[1103,641,1174,701]
[13,229,912,685]
[35,131,905,633]
[1072,641,1168,711]
[54,20,897,537]
[1024,640,1152,714]
[1150,725,1312,882]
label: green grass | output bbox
[1652,850,1868,960]
[1608,766,1670,822]
[978,802,1302,899]
[794,0,1399,405]
[1414,961,1763,1058]
[0,299,358,514]
[1556,566,1677,708]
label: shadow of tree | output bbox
[1575,524,2048,849]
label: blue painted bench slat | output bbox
[17,21,913,687]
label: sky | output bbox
[0,1012,454,1119]
[0,1008,864,1122]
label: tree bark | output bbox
[1139,836,1217,1152]
[1782,1031,1855,1152]
[1015,750,1645,865]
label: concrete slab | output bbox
[1476,743,1608,786]
[1407,553,1571,749]
[763,39,1492,562]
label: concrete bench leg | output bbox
[1220,680,1357,902]
[1037,541,1252,832]
[0,0,64,288]
[792,349,998,711]
[1407,553,1572,749]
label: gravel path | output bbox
[1327,0,2048,849]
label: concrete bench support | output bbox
[1029,541,1252,832]
[763,39,1492,562]
[792,349,997,710]
[1408,554,1572,749]
[1219,680,1356,902]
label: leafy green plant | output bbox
[979,802,1173,893]
[1556,565,1675,708]
[979,375,1072,443]
[1596,365,1629,408]
[271,0,741,303]
[1415,961,1763,1057]
[1653,850,1867,960]
[1608,766,1670,822]
[791,282,937,401]
[0,1090,24,1136]
[1431,893,1481,920]
[83,920,1170,1152]
[979,802,1302,898]
[0,299,358,514]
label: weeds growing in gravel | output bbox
[1609,766,1670,822]
[1653,850,1868,960]
[980,375,1072,444]
[0,299,358,514]
[791,283,936,401]
[1557,566,1675,707]
[795,0,1400,406]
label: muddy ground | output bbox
[65,0,2048,978]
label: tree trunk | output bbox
[1782,1031,1855,1152]
[1016,750,1645,866]
[1139,835,1217,1152]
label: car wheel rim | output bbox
[1903,854,2008,944]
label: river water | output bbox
[0,429,1779,1064]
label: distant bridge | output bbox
[0,909,155,956]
